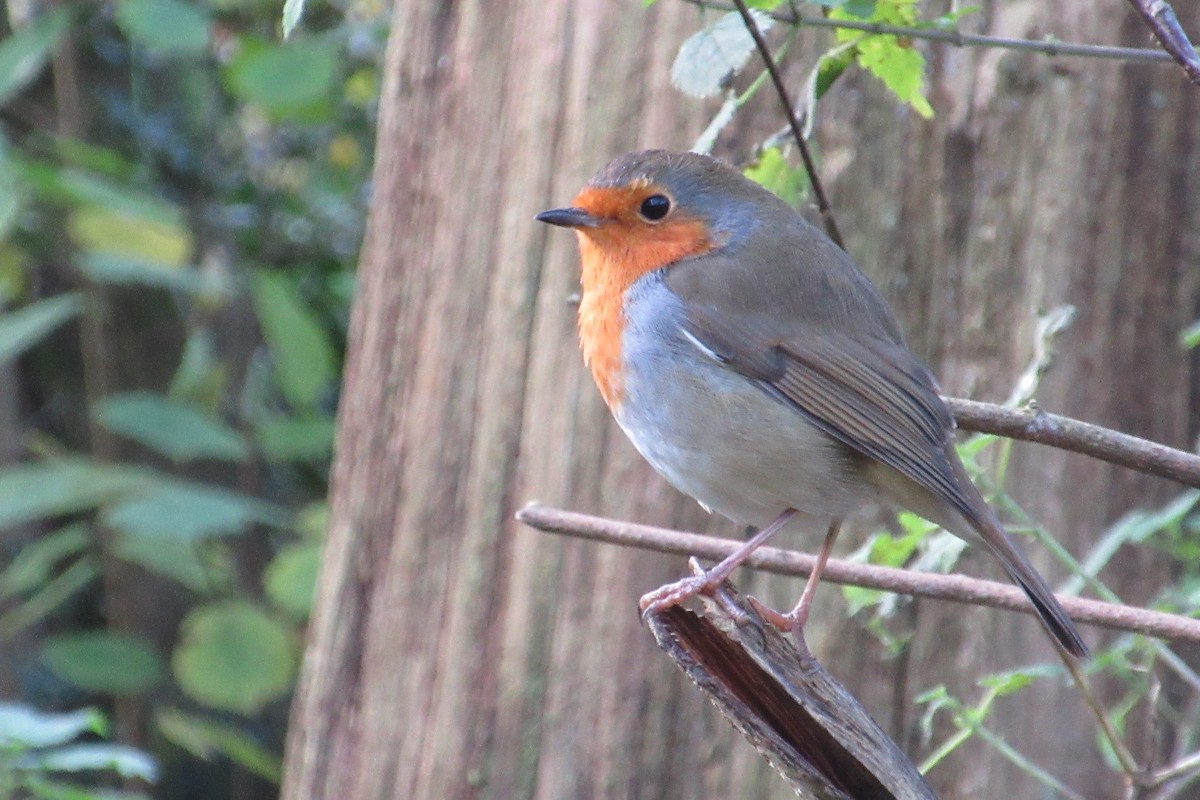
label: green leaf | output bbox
[102,481,289,541]
[157,709,281,781]
[169,331,227,408]
[0,524,89,600]
[0,461,149,533]
[23,743,158,781]
[172,601,297,714]
[671,11,774,98]
[42,632,163,694]
[978,669,1035,696]
[281,0,306,39]
[114,0,210,56]
[264,542,320,619]
[249,271,336,410]
[815,47,854,99]
[0,9,70,107]
[255,415,335,461]
[113,532,231,593]
[94,392,248,463]
[743,147,806,208]
[0,704,105,748]
[224,39,337,115]
[27,167,182,225]
[0,293,81,365]
[68,205,191,266]
[1180,319,1200,350]
[842,0,877,17]
[854,35,933,118]
[831,0,934,119]
[76,253,224,296]
[868,529,922,567]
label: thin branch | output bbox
[516,504,1200,645]
[728,0,845,249]
[946,398,1200,490]
[1123,0,1200,85]
[683,0,1177,65]
[1062,653,1142,775]
[1146,748,1200,788]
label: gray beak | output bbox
[535,207,600,228]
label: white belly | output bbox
[612,275,877,535]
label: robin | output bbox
[536,150,1087,658]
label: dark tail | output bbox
[985,528,1089,659]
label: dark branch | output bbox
[946,398,1200,490]
[1123,0,1200,85]
[728,0,845,249]
[683,0,1177,65]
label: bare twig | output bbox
[516,504,1200,645]
[683,0,1177,65]
[946,398,1200,490]
[728,0,845,249]
[1062,654,1142,775]
[1123,0,1200,85]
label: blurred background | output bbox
[0,0,382,796]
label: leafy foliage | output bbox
[0,0,384,794]
[0,703,156,798]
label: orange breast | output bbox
[574,212,712,408]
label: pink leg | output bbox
[639,508,798,616]
[752,519,841,637]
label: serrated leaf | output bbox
[743,147,806,207]
[281,0,306,39]
[671,11,774,98]
[0,9,70,107]
[157,709,281,781]
[0,293,81,365]
[855,35,933,118]
[102,481,288,541]
[0,461,150,533]
[264,542,320,618]
[114,0,210,55]
[94,392,248,463]
[22,743,158,781]
[250,271,336,410]
[0,704,105,748]
[42,632,163,694]
[172,601,297,714]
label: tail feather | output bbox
[996,551,1089,659]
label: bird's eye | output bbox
[639,194,671,221]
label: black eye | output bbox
[639,194,671,221]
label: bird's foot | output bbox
[639,557,745,620]
[747,595,809,641]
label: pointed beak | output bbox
[535,206,600,229]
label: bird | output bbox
[536,149,1088,658]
